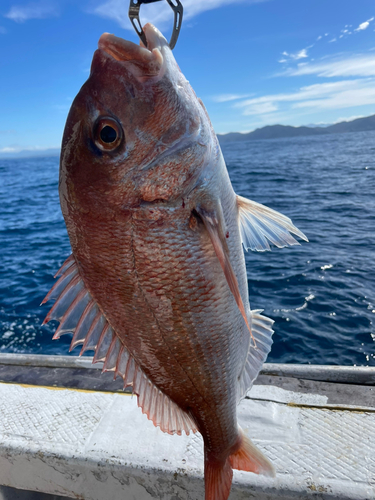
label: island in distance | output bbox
[2,114,375,159]
[217,113,375,144]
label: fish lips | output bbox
[98,23,166,82]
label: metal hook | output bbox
[129,0,183,50]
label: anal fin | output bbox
[238,310,274,401]
[104,341,198,436]
[42,254,197,436]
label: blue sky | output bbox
[1,0,375,154]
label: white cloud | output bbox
[233,78,375,116]
[293,85,375,110]
[279,47,309,64]
[227,17,375,128]
[212,93,251,102]
[0,147,19,153]
[323,26,353,43]
[334,115,364,123]
[0,145,59,153]
[5,1,59,23]
[236,80,360,108]
[92,0,268,31]
[356,21,370,31]
[282,53,375,78]
[291,48,308,60]
[355,17,374,32]
[243,101,278,115]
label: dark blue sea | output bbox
[0,130,374,365]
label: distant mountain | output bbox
[304,123,332,128]
[0,148,60,160]
[217,114,375,144]
[326,114,375,134]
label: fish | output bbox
[42,23,307,500]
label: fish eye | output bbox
[93,116,123,152]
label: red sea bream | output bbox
[43,24,307,500]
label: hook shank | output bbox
[129,0,183,50]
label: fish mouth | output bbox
[98,24,165,80]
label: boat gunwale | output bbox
[0,354,374,385]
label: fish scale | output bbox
[77,217,210,395]
[43,23,307,500]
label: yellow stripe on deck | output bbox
[0,380,133,396]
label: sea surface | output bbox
[0,130,374,365]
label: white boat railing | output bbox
[0,354,374,499]
[0,353,374,384]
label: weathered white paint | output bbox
[0,381,374,499]
[249,384,329,406]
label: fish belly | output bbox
[71,198,249,454]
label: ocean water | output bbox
[0,130,374,365]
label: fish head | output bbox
[59,23,213,222]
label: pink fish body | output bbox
[43,24,307,500]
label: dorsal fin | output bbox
[237,310,274,402]
[42,254,197,436]
[237,195,308,252]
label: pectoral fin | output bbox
[196,204,254,343]
[237,195,308,251]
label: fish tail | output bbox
[229,427,275,477]
[204,427,275,500]
[204,451,233,500]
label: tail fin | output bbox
[229,427,275,477]
[204,453,233,500]
[204,429,275,500]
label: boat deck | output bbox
[0,354,374,500]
